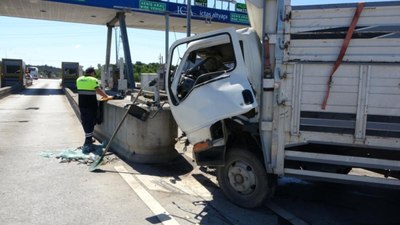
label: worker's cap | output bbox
[85,67,95,74]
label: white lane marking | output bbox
[134,174,172,193]
[114,165,181,225]
[265,202,310,225]
[128,166,213,200]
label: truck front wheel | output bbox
[217,148,276,208]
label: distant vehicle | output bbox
[61,62,80,90]
[1,58,25,88]
[27,67,39,80]
[24,71,33,87]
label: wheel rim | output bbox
[227,161,256,195]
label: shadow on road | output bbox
[273,177,400,225]
[127,155,277,225]
[123,154,195,177]
[21,88,64,95]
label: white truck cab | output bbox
[166,28,258,145]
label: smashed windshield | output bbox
[168,33,236,104]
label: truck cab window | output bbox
[170,35,236,101]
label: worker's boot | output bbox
[82,137,96,154]
[82,144,93,154]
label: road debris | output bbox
[39,142,107,165]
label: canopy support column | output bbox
[118,12,135,89]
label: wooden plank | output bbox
[302,85,358,93]
[302,92,358,106]
[368,95,400,108]
[367,107,400,116]
[300,104,357,114]
[370,78,400,87]
[369,87,400,95]
[370,65,400,78]
[287,39,400,62]
[290,4,400,33]
[303,77,360,86]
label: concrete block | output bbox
[0,87,12,100]
[95,100,179,164]
[64,88,179,164]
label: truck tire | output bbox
[216,148,276,208]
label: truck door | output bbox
[166,28,257,142]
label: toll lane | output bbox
[0,79,156,225]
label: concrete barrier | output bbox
[0,84,22,100]
[0,87,12,100]
[64,88,179,164]
[64,88,80,118]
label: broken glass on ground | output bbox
[39,142,106,164]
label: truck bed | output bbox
[270,1,400,186]
[287,1,400,62]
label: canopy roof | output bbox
[0,0,249,33]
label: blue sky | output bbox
[0,0,394,69]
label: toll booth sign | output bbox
[140,0,166,12]
[230,13,248,24]
[235,3,247,13]
[195,0,207,7]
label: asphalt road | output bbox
[0,79,159,225]
[0,79,399,225]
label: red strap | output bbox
[321,2,365,109]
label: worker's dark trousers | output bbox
[79,106,97,143]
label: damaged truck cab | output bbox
[166,28,261,163]
[166,27,271,208]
